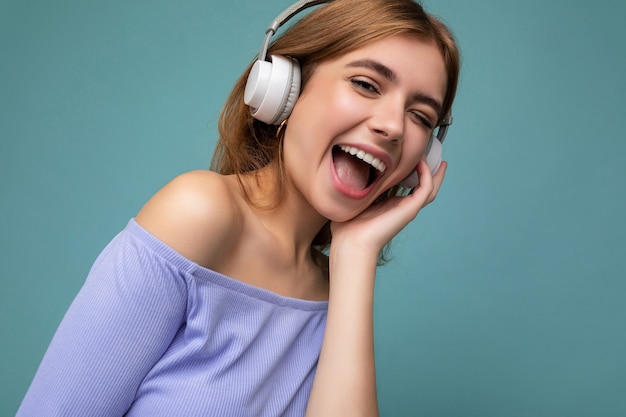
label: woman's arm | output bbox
[18,171,239,417]
[306,161,447,417]
[17,222,188,417]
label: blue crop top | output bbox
[17,219,328,416]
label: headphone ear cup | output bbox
[244,54,301,125]
[397,135,443,189]
[426,135,443,175]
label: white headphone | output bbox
[243,0,453,188]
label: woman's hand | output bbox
[307,160,447,417]
[330,159,448,257]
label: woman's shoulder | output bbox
[135,170,244,269]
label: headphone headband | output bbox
[257,0,333,61]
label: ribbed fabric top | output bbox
[17,219,328,417]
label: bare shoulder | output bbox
[135,170,243,268]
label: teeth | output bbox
[338,145,387,173]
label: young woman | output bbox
[17,0,460,416]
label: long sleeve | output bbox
[17,222,188,417]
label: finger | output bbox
[427,161,447,204]
[408,160,434,205]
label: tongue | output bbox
[334,151,370,191]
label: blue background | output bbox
[1,0,625,415]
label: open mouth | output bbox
[332,145,387,191]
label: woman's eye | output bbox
[409,111,434,129]
[351,78,379,94]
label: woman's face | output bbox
[283,35,447,222]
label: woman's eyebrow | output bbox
[347,59,396,82]
[411,93,442,116]
[346,58,443,115]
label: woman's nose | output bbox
[368,100,405,143]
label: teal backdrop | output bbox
[1,0,625,415]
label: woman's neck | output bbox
[239,165,328,267]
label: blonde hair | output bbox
[211,0,461,268]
